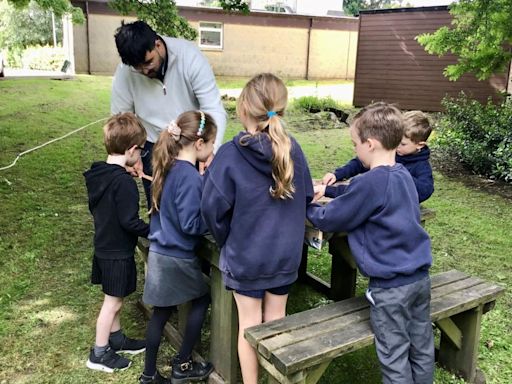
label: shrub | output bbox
[434,92,512,181]
[22,46,66,71]
[293,96,341,112]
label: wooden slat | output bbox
[245,296,368,346]
[259,308,370,359]
[272,321,374,375]
[247,270,467,346]
[247,271,505,376]
[436,317,462,350]
[431,283,505,321]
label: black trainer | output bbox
[170,356,214,384]
[109,334,146,355]
[139,370,171,384]
[86,347,131,373]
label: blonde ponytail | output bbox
[267,115,295,199]
[237,73,295,200]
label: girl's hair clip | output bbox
[167,120,181,141]
[198,111,206,136]
[267,111,277,118]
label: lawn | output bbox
[0,75,510,384]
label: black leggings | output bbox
[143,294,211,376]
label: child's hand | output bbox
[313,184,326,202]
[322,172,336,185]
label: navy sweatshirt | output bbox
[149,160,208,259]
[308,164,432,289]
[201,132,314,291]
[84,162,149,259]
[329,146,434,202]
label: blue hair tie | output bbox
[267,111,277,118]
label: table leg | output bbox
[328,235,357,300]
[209,260,239,383]
[438,305,484,383]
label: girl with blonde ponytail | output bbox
[140,111,216,384]
[202,73,314,384]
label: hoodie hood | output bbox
[83,162,127,210]
[233,131,274,177]
[398,145,430,165]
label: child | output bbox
[139,111,216,384]
[201,73,314,384]
[84,112,150,372]
[309,102,434,384]
[322,110,434,202]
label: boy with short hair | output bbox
[322,110,434,202]
[84,112,150,372]
[309,102,434,384]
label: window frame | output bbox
[198,21,223,50]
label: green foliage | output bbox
[0,1,63,49]
[6,0,84,23]
[417,0,512,80]
[109,0,197,40]
[293,96,342,112]
[218,0,249,14]
[434,93,512,182]
[22,45,65,70]
[343,0,408,16]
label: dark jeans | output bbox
[141,141,154,209]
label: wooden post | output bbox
[438,305,484,383]
[197,239,239,384]
[328,235,357,300]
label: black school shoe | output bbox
[109,334,146,355]
[139,371,171,384]
[86,347,131,373]
[170,356,214,384]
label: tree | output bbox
[0,1,62,49]
[6,0,84,23]
[417,0,512,81]
[110,0,198,40]
[109,0,249,40]
[344,0,409,16]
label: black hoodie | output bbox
[83,162,149,260]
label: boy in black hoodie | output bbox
[84,113,150,373]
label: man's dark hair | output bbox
[114,20,158,67]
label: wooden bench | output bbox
[245,270,505,384]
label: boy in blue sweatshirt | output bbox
[322,110,434,202]
[308,102,434,384]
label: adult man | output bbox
[111,20,227,206]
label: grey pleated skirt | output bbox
[143,250,209,307]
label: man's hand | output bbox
[322,172,336,185]
[313,184,327,202]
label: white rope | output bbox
[0,117,108,172]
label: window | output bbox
[199,22,223,50]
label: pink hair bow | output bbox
[167,120,181,141]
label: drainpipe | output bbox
[86,1,91,74]
[305,17,312,80]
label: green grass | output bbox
[216,76,352,89]
[0,76,511,383]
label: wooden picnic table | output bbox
[138,199,434,384]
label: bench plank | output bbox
[259,308,370,359]
[247,274,505,376]
[246,269,469,348]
